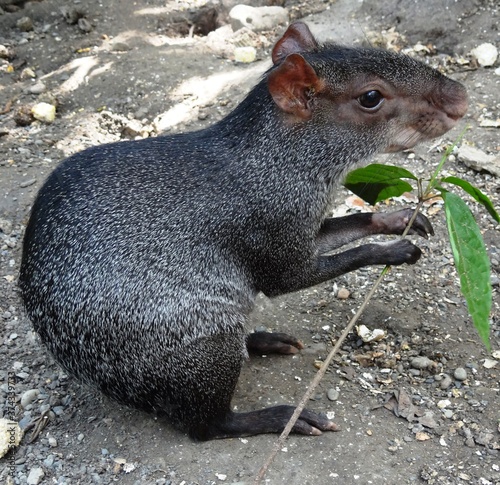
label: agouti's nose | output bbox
[431,79,468,121]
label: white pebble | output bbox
[27,467,45,485]
[234,46,256,63]
[32,102,56,123]
[21,389,40,408]
[229,5,288,32]
[470,43,498,67]
[0,419,23,458]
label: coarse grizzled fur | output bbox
[19,22,467,440]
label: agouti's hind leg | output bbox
[246,331,304,355]
[177,334,338,440]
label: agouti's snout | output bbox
[432,79,469,122]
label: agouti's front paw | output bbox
[378,208,434,239]
[382,239,422,265]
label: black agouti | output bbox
[19,22,468,440]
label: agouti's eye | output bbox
[358,90,384,110]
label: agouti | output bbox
[19,22,467,440]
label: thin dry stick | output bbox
[254,202,425,484]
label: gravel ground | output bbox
[0,0,499,484]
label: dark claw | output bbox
[293,408,340,435]
[407,211,434,239]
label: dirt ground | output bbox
[0,0,499,484]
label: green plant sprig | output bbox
[344,128,499,350]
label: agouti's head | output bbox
[268,22,468,153]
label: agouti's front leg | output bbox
[264,209,432,297]
[316,208,433,254]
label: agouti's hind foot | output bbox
[193,405,339,440]
[246,331,304,355]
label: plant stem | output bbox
[426,126,468,196]
[254,201,425,483]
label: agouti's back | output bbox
[19,22,467,440]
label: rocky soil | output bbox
[0,0,499,484]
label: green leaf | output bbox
[344,164,417,205]
[442,191,491,349]
[441,176,500,223]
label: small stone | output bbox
[0,419,23,458]
[78,18,93,33]
[483,359,497,369]
[457,145,500,177]
[28,82,46,95]
[77,433,84,441]
[27,467,45,485]
[21,389,40,408]
[234,46,256,63]
[111,41,132,52]
[337,288,350,300]
[475,431,494,446]
[410,356,433,370]
[32,102,56,123]
[470,43,498,67]
[61,6,84,25]
[453,367,467,381]
[229,5,288,32]
[0,218,13,235]
[17,16,34,32]
[52,406,65,416]
[20,179,37,188]
[122,120,143,138]
[196,109,211,123]
[327,388,339,401]
[356,324,385,342]
[21,67,36,79]
[415,431,431,441]
[48,436,58,447]
[0,44,14,59]
[439,374,453,389]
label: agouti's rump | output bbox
[19,22,467,440]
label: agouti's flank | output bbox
[20,22,467,440]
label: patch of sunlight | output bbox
[39,56,111,94]
[135,1,210,16]
[154,63,269,131]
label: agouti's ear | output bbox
[272,22,318,65]
[268,53,322,120]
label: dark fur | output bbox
[19,23,467,440]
